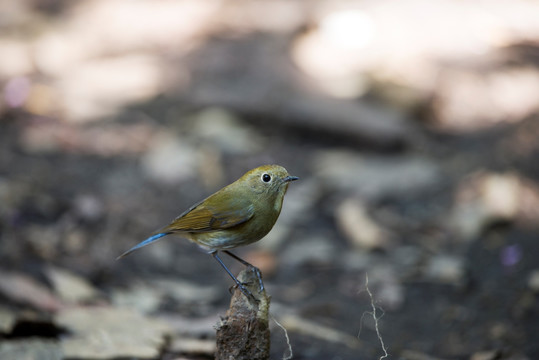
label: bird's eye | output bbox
[261,173,271,183]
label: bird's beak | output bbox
[284,175,299,183]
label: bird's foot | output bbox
[229,283,259,303]
[248,265,265,293]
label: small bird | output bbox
[118,164,298,298]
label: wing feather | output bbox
[162,197,254,233]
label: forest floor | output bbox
[1,1,539,359]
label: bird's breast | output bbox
[189,212,277,250]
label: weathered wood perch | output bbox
[215,268,270,360]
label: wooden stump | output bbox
[215,268,270,360]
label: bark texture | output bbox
[215,268,270,360]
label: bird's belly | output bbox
[190,221,272,250]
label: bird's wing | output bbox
[162,196,254,233]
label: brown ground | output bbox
[1,1,539,359]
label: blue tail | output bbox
[117,232,169,259]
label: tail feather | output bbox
[116,232,169,260]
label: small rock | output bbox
[56,306,171,360]
[141,132,197,184]
[281,236,335,266]
[470,349,502,360]
[336,198,391,250]
[0,39,33,78]
[527,270,539,292]
[516,179,539,226]
[424,255,466,285]
[449,202,487,242]
[0,339,62,360]
[196,145,225,190]
[481,174,520,220]
[365,264,405,310]
[450,172,521,241]
[111,284,164,314]
[62,229,87,255]
[45,267,100,304]
[0,271,63,312]
[433,66,539,132]
[489,322,509,340]
[279,314,360,349]
[72,194,104,221]
[313,151,441,201]
[189,107,263,154]
[156,313,217,337]
[25,83,61,117]
[56,55,163,122]
[399,349,446,360]
[169,336,216,355]
[25,225,62,260]
[0,307,16,334]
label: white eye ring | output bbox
[261,173,272,183]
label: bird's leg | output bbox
[210,251,257,301]
[223,250,264,292]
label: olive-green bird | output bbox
[118,164,298,298]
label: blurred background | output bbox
[1,0,539,359]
